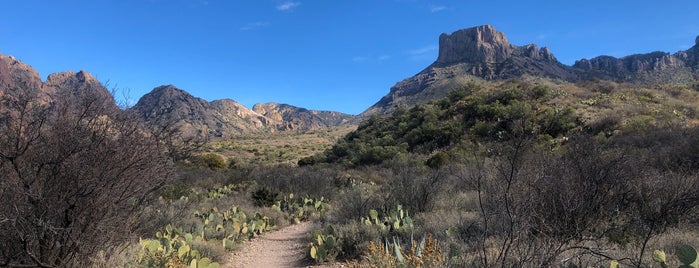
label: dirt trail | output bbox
[224,221,342,268]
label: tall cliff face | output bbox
[436,25,514,65]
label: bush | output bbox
[252,187,279,207]
[193,153,227,170]
[0,85,171,266]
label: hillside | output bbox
[305,78,699,166]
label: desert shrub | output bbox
[347,234,445,268]
[251,187,279,207]
[160,182,193,201]
[0,85,171,266]
[193,153,227,170]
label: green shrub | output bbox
[193,153,227,170]
[251,187,279,207]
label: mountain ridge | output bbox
[362,25,699,116]
[0,53,355,139]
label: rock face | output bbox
[0,53,115,110]
[45,70,117,109]
[0,54,46,99]
[363,25,699,116]
[132,85,272,138]
[252,102,354,131]
[436,25,514,65]
[573,36,699,82]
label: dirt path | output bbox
[224,221,342,268]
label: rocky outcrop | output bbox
[1,53,115,110]
[252,102,354,131]
[44,70,117,110]
[430,25,572,80]
[0,53,45,98]
[574,52,687,79]
[436,25,514,65]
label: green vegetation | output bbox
[301,82,580,166]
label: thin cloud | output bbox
[408,45,438,61]
[277,1,301,11]
[240,21,270,31]
[430,5,446,13]
[352,56,369,63]
[352,55,392,63]
[408,45,438,55]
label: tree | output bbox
[0,84,172,267]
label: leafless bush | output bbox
[453,131,699,267]
[0,86,171,267]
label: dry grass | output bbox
[208,124,356,165]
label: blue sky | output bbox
[1,1,698,115]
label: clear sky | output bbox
[1,1,698,115]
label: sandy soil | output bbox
[223,221,344,268]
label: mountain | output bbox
[1,54,355,139]
[362,25,699,116]
[131,85,272,138]
[0,53,116,110]
[132,85,355,138]
[252,102,355,131]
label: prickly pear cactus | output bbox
[652,244,698,268]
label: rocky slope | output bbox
[131,85,273,138]
[362,25,699,116]
[252,102,354,131]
